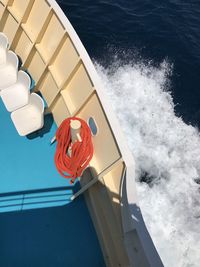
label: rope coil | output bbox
[54,117,94,184]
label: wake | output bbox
[95,59,200,267]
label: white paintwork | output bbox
[48,0,137,203]
[0,50,18,90]
[0,32,8,66]
[1,70,31,112]
[48,0,135,169]
[11,93,44,136]
[47,0,136,204]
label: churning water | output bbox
[96,58,200,267]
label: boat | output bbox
[0,1,164,266]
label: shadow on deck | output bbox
[0,185,79,212]
[0,191,105,267]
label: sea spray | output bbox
[95,59,200,267]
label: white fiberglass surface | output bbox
[96,59,200,267]
[0,46,6,65]
[11,104,42,136]
[1,84,29,112]
[0,65,16,89]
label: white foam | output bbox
[95,59,200,267]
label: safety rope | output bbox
[54,117,93,184]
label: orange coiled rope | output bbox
[54,117,93,184]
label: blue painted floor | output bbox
[0,97,74,211]
[0,98,105,266]
[0,98,69,193]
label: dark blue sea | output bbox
[58,1,200,266]
[58,0,200,127]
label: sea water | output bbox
[96,59,200,267]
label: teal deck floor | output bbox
[0,99,69,193]
[0,98,105,267]
[0,97,74,211]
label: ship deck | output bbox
[0,98,105,266]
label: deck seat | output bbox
[11,93,45,136]
[0,70,31,112]
[0,50,18,90]
[0,32,9,66]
